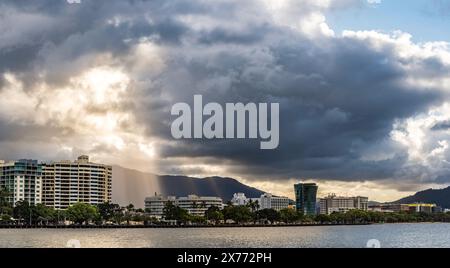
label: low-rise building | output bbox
[319,194,369,215]
[230,192,291,211]
[258,193,291,211]
[144,194,176,219]
[407,203,437,213]
[368,203,410,213]
[368,203,439,213]
[144,194,224,218]
[176,195,224,216]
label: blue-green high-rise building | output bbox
[0,159,43,206]
[294,183,318,216]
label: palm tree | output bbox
[126,203,135,212]
[248,200,259,212]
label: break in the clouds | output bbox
[1,0,450,200]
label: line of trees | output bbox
[161,201,450,225]
[160,201,450,225]
[0,200,152,226]
[313,209,450,224]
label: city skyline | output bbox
[2,153,376,208]
[3,0,450,202]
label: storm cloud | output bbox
[1,0,450,198]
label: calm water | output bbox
[1,223,449,248]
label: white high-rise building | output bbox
[42,155,112,209]
[0,159,42,206]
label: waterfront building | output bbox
[42,155,112,209]
[294,182,318,216]
[176,195,224,216]
[319,194,368,215]
[354,195,369,211]
[368,203,438,214]
[144,194,224,218]
[144,194,176,219]
[0,159,42,206]
[231,192,249,206]
[407,203,437,213]
[258,193,290,211]
[368,203,410,213]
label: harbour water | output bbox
[0,223,449,248]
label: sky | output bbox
[328,0,450,42]
[1,0,450,202]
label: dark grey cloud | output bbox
[141,31,445,182]
[1,0,450,190]
[0,121,75,162]
[0,121,73,143]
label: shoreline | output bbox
[0,223,372,229]
[1,222,448,229]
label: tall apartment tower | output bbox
[294,182,318,216]
[42,155,112,209]
[0,159,43,206]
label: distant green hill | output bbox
[394,187,450,208]
[112,165,265,208]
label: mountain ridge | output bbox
[112,165,265,207]
[394,186,450,208]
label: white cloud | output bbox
[367,0,382,5]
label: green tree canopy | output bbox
[13,200,32,223]
[34,203,55,223]
[97,202,120,222]
[280,208,301,223]
[163,201,189,222]
[205,206,224,223]
[66,202,99,225]
[223,205,252,224]
[257,209,280,223]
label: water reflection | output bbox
[0,223,449,248]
